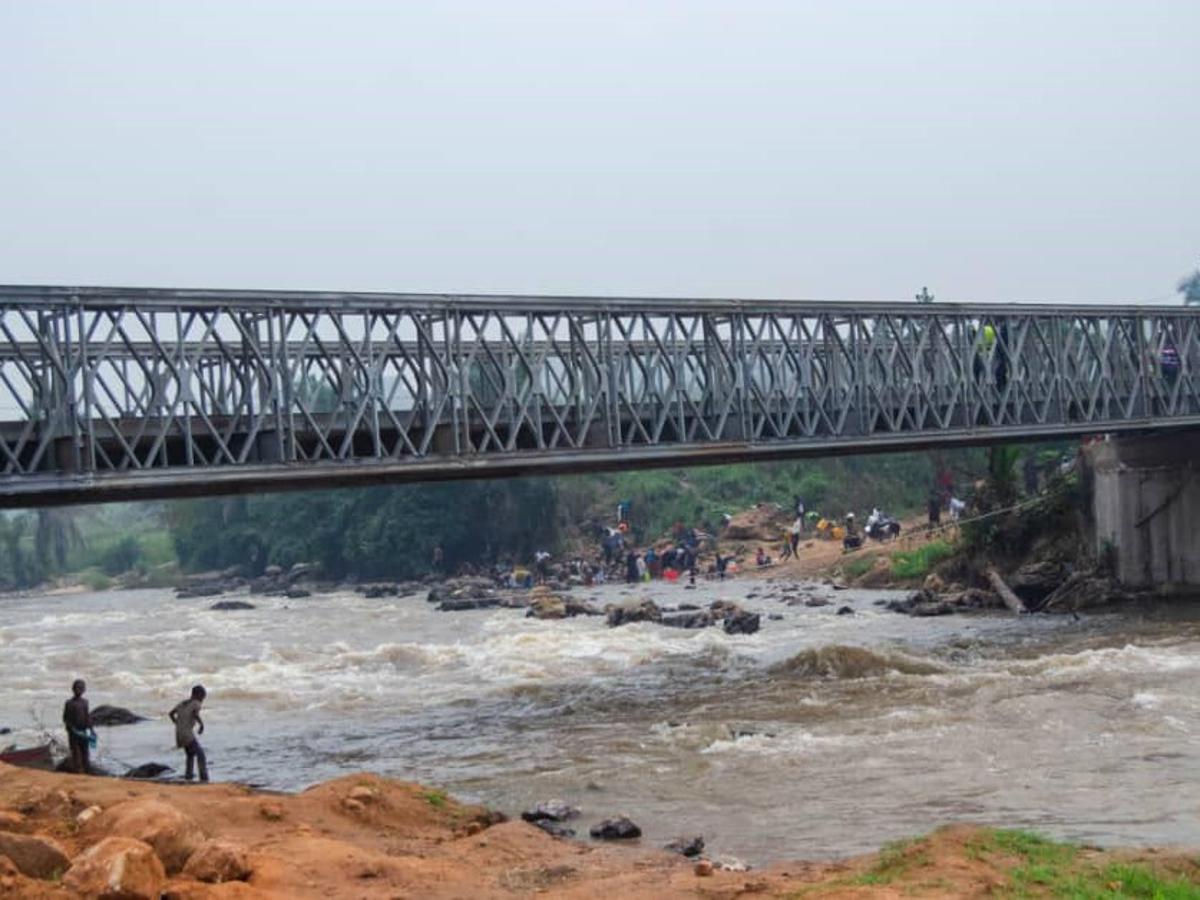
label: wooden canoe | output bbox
[0,743,54,769]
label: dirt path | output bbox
[743,514,942,584]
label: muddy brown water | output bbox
[3,579,1200,864]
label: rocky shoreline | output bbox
[2,763,1197,898]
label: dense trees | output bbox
[167,478,559,579]
[2,446,1066,588]
[165,449,992,579]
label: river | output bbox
[3,578,1199,864]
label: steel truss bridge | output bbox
[2,285,1198,507]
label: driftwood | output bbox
[985,567,1028,615]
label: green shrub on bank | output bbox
[842,554,876,580]
[890,541,954,580]
[969,829,1200,898]
[81,569,113,592]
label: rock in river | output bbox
[91,705,147,726]
[723,610,761,635]
[533,820,576,838]
[589,816,642,840]
[439,597,501,612]
[520,800,580,823]
[664,835,705,857]
[605,599,662,627]
[210,600,255,611]
[125,762,174,779]
[661,610,713,629]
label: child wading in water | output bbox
[169,684,209,782]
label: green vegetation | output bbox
[0,504,177,590]
[2,440,1078,587]
[794,829,1200,898]
[891,540,955,579]
[167,479,557,580]
[851,837,931,885]
[842,554,877,580]
[421,788,448,809]
[606,449,989,548]
[968,828,1200,899]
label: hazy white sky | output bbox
[1,1,1196,303]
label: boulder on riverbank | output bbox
[63,837,165,899]
[520,801,580,823]
[0,830,70,879]
[589,816,642,840]
[664,835,705,857]
[886,587,1004,616]
[125,763,173,780]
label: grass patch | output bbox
[851,837,931,886]
[971,829,1200,899]
[890,539,954,580]
[421,788,448,809]
[842,554,876,580]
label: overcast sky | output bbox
[1,1,1196,303]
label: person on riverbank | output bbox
[533,550,552,583]
[927,491,942,534]
[625,549,639,584]
[62,679,95,775]
[790,516,803,556]
[169,685,208,782]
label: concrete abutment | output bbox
[1087,429,1200,589]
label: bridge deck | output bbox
[2,286,1198,506]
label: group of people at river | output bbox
[62,679,210,782]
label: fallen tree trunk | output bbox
[985,567,1028,615]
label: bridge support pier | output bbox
[1087,430,1200,589]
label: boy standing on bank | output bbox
[62,679,96,774]
[169,685,209,782]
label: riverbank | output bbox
[3,765,1198,898]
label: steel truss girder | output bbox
[1,285,1198,506]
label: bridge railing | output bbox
[1,286,1198,503]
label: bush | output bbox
[100,535,142,575]
[81,569,113,591]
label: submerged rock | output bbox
[589,816,642,840]
[177,586,223,599]
[661,610,713,629]
[605,600,662,627]
[439,597,501,612]
[526,596,567,619]
[723,610,761,635]
[835,605,855,616]
[209,600,255,611]
[91,705,147,726]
